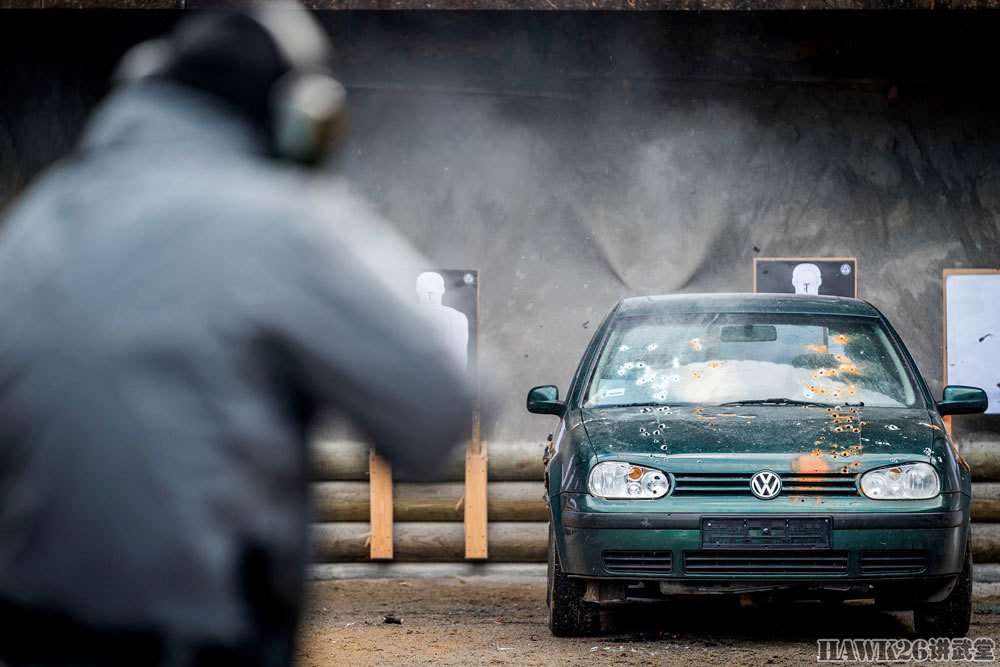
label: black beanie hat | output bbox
[158,11,292,127]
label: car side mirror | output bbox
[527,385,565,416]
[938,385,988,416]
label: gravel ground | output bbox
[295,579,1000,666]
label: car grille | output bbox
[860,551,928,575]
[683,550,849,575]
[671,472,858,496]
[603,550,673,574]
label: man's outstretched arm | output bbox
[264,205,476,475]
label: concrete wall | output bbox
[2,11,998,446]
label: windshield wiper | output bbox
[593,402,695,408]
[612,402,662,408]
[609,402,675,408]
[719,398,823,407]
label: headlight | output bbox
[860,462,941,500]
[588,462,670,499]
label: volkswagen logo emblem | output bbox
[750,470,781,499]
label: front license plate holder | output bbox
[701,516,832,549]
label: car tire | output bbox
[547,522,600,637]
[913,536,972,638]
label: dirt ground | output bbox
[295,579,1000,666]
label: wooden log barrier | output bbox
[311,521,1000,564]
[314,479,1000,523]
[962,442,1000,482]
[314,439,1000,483]
[972,483,1000,522]
[973,523,1000,563]
[308,562,548,581]
[314,522,1000,564]
[310,440,545,482]
[311,521,548,562]
[312,481,547,522]
[310,562,1000,582]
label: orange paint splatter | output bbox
[806,384,828,395]
[792,454,830,474]
[807,344,828,354]
[833,354,851,364]
[832,334,850,345]
[691,371,703,380]
[839,364,860,374]
[919,423,942,431]
[688,338,702,351]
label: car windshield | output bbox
[584,312,920,409]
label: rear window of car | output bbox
[584,312,920,409]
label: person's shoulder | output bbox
[286,176,385,238]
[218,169,371,237]
[219,169,428,305]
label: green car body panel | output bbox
[537,294,977,603]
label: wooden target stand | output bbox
[367,416,487,560]
[369,270,486,560]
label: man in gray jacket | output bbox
[0,7,473,666]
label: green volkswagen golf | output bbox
[527,294,987,637]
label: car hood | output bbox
[580,404,944,473]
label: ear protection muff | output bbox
[252,4,349,165]
[112,38,170,87]
[269,70,348,165]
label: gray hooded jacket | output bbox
[0,81,473,649]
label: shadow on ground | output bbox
[601,598,912,642]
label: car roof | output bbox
[615,293,882,318]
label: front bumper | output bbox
[554,494,968,588]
